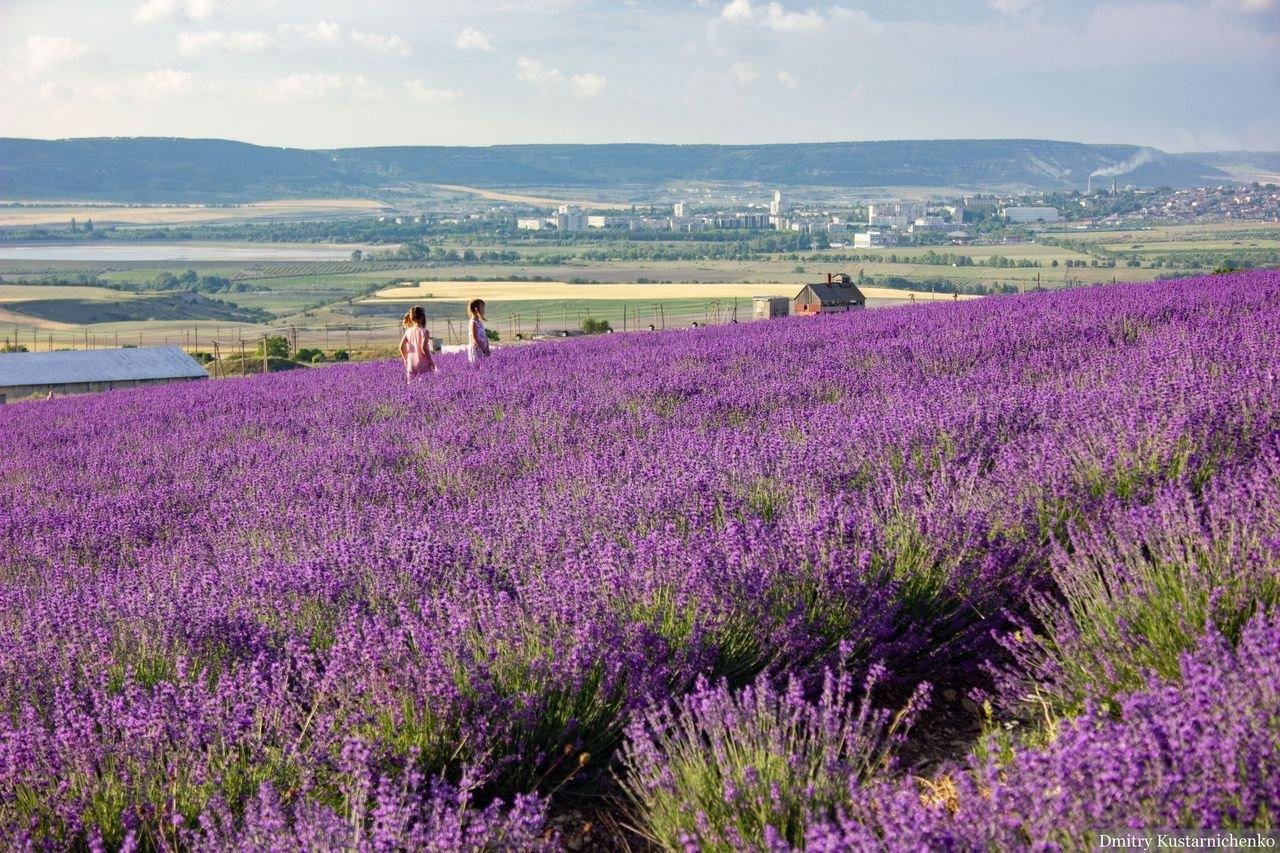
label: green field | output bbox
[2,222,1276,357]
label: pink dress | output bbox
[402,326,435,379]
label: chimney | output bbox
[827,273,833,284]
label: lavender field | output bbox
[2,271,1279,850]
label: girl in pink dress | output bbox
[399,306,436,383]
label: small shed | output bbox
[752,296,791,320]
[0,346,208,404]
[792,273,867,316]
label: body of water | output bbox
[0,243,367,262]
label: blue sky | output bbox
[1,0,1277,151]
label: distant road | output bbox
[431,185,635,210]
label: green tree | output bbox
[255,335,290,359]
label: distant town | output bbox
[378,182,1280,250]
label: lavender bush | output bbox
[619,661,929,850]
[808,609,1280,849]
[1,270,1278,846]
[1005,443,1280,717]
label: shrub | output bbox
[255,336,290,359]
[581,318,612,335]
[1006,448,1280,716]
[619,663,929,850]
[811,611,1280,848]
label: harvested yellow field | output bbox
[0,198,391,227]
[370,281,976,303]
[0,285,130,303]
[0,306,73,331]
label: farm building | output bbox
[753,296,791,320]
[0,346,208,404]
[792,274,867,316]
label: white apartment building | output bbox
[556,211,586,232]
[854,230,896,248]
[1004,206,1060,223]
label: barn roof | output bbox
[0,346,208,387]
[798,282,866,304]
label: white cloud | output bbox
[134,0,216,24]
[350,75,388,100]
[517,57,562,89]
[404,79,460,103]
[722,0,753,22]
[25,36,91,72]
[728,61,757,83]
[255,73,395,103]
[283,21,342,43]
[988,0,1037,12]
[89,68,194,101]
[455,27,494,51]
[570,72,606,97]
[136,68,193,98]
[516,57,605,97]
[177,30,272,56]
[762,2,825,31]
[350,31,410,56]
[777,69,799,89]
[259,72,344,103]
[721,0,826,31]
[36,81,74,100]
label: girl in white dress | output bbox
[467,299,490,368]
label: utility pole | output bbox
[262,336,269,375]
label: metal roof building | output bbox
[0,346,208,404]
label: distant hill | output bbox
[1179,151,1280,184]
[0,137,1233,203]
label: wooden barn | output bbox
[0,346,208,404]
[792,273,867,316]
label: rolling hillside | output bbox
[0,136,1231,202]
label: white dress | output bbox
[467,318,489,365]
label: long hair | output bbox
[468,299,486,320]
[402,311,413,328]
[410,306,427,327]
